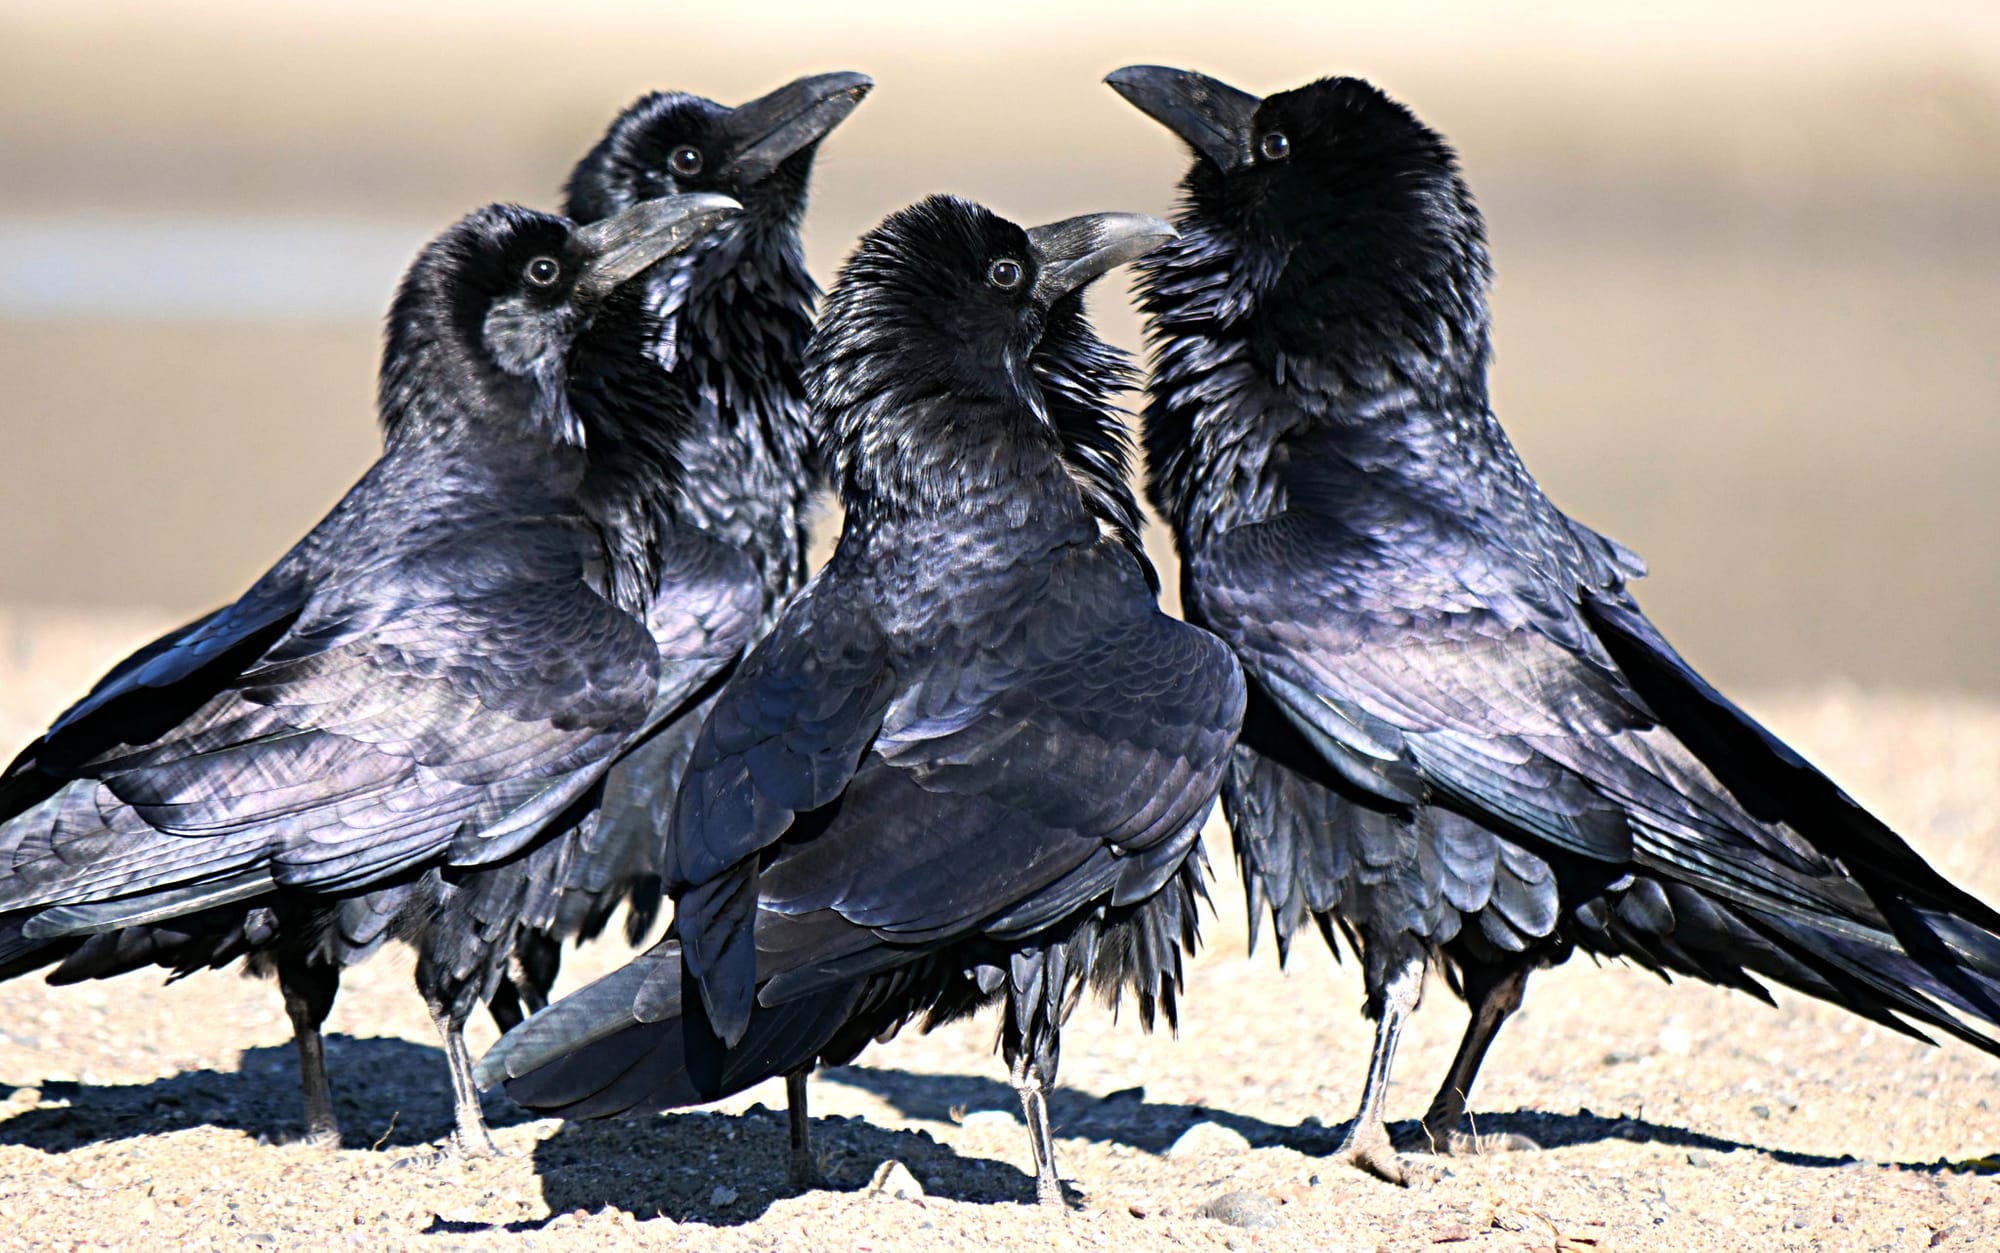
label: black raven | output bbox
[0,192,742,1156]
[478,194,1245,1205]
[473,69,874,1040]
[1110,64,2000,1184]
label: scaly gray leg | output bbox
[1333,951,1424,1186]
[429,999,499,1159]
[1008,1048,1068,1207]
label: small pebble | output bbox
[1657,1025,1693,1055]
[1168,1121,1252,1158]
[708,1184,737,1207]
[1198,1190,1281,1229]
[958,1109,1018,1130]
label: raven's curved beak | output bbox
[1105,65,1260,174]
[721,70,876,184]
[1025,212,1178,305]
[574,192,741,300]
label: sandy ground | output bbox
[0,613,1997,1250]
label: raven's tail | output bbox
[474,938,865,1120]
[1571,868,2000,1057]
[1586,592,2000,1053]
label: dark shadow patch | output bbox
[513,1103,1025,1227]
[822,1062,1305,1153]
[824,1064,1971,1173]
[0,1034,533,1152]
[1407,1105,1955,1172]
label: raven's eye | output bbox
[525,256,562,287]
[1258,131,1291,162]
[987,259,1024,290]
[670,146,704,177]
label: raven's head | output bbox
[376,194,739,449]
[566,72,872,233]
[807,194,1171,521]
[1108,66,1488,351]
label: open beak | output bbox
[721,70,875,184]
[573,192,741,300]
[1025,211,1178,305]
[1105,65,1260,173]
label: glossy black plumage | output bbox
[443,70,875,1061]
[480,194,1244,1205]
[1113,65,2000,1183]
[0,193,742,1155]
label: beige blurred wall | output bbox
[3,0,1999,693]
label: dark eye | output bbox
[525,256,561,287]
[987,259,1024,290]
[670,146,704,177]
[1258,131,1291,161]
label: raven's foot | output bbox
[1034,1174,1081,1209]
[391,1130,503,1170]
[451,1125,502,1160]
[1418,1125,1539,1157]
[1333,1121,1431,1188]
[786,1155,824,1193]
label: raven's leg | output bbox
[1005,1033,1068,1207]
[514,933,559,1016]
[486,977,528,1035]
[1333,950,1424,1186]
[1418,957,1539,1155]
[785,1069,821,1190]
[277,952,342,1149]
[428,997,499,1159]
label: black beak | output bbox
[1025,212,1177,305]
[573,192,741,300]
[1105,65,1260,173]
[721,70,875,184]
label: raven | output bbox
[0,192,742,1156]
[1111,64,2000,1184]
[478,194,1245,1205]
[471,69,874,1045]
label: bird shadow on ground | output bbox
[0,1034,529,1154]
[822,1062,1296,1153]
[418,1103,1029,1234]
[825,1064,1971,1174]
[1428,1106,1973,1173]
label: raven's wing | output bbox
[2,584,308,803]
[0,517,660,929]
[1191,495,1890,929]
[524,530,766,966]
[659,573,898,1034]
[675,545,1245,1043]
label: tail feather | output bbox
[1585,592,2000,1050]
[1575,873,2000,1056]
[1589,593,2000,936]
[477,939,865,1120]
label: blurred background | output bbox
[3,0,1999,733]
